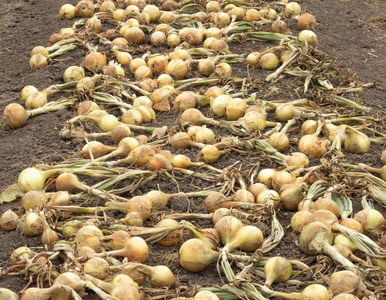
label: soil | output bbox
[0,0,385,299]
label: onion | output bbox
[129,58,146,73]
[18,168,57,192]
[243,110,267,131]
[211,95,232,117]
[30,46,48,58]
[123,212,143,227]
[85,17,102,33]
[258,168,276,187]
[21,190,48,210]
[300,284,329,300]
[63,66,85,83]
[259,8,277,20]
[122,109,143,125]
[298,13,316,30]
[157,74,174,87]
[256,189,280,207]
[264,256,292,285]
[285,2,301,16]
[25,91,47,109]
[146,154,173,171]
[165,59,189,79]
[179,238,220,272]
[226,98,247,120]
[280,183,304,211]
[47,191,71,206]
[59,4,76,19]
[195,127,215,144]
[213,12,230,27]
[167,34,181,48]
[150,31,167,47]
[83,51,107,73]
[141,265,176,288]
[106,196,152,220]
[3,103,28,128]
[310,210,338,227]
[76,0,95,17]
[287,152,309,169]
[155,219,183,246]
[249,183,269,199]
[124,27,145,44]
[180,108,216,126]
[201,145,220,163]
[136,105,156,123]
[182,28,203,46]
[224,225,263,252]
[245,9,260,22]
[291,211,312,233]
[81,141,116,159]
[113,49,132,66]
[29,54,47,70]
[334,233,358,252]
[272,171,295,189]
[198,59,215,77]
[10,246,35,265]
[275,104,300,121]
[301,120,318,135]
[228,7,244,21]
[206,1,220,12]
[100,1,116,12]
[205,27,222,39]
[272,20,287,34]
[174,91,197,111]
[118,145,155,167]
[339,218,363,233]
[329,270,369,298]
[214,216,243,245]
[0,210,19,231]
[215,62,232,77]
[308,139,330,158]
[147,54,168,76]
[195,291,220,300]
[0,288,19,300]
[314,196,340,217]
[298,135,318,154]
[298,30,317,45]
[54,272,84,296]
[61,220,81,237]
[113,9,126,21]
[142,5,160,22]
[21,286,59,300]
[231,189,255,203]
[125,5,139,14]
[40,211,58,245]
[75,224,103,245]
[344,127,370,154]
[109,123,132,144]
[103,230,131,250]
[160,11,175,23]
[136,12,151,25]
[209,39,229,52]
[332,295,360,300]
[84,257,110,279]
[20,85,39,103]
[268,132,289,151]
[19,211,43,236]
[354,207,384,231]
[382,149,386,165]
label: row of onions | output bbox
[1,0,386,299]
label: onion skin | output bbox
[329,270,369,298]
[0,288,19,300]
[224,225,264,252]
[0,210,19,231]
[179,238,219,272]
[299,222,333,255]
[354,208,384,231]
[300,284,329,300]
[84,257,110,279]
[291,210,312,233]
[214,216,243,246]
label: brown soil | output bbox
[0,0,385,299]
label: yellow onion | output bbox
[224,225,263,252]
[308,139,330,158]
[47,191,71,206]
[21,85,39,103]
[106,196,152,220]
[231,189,254,203]
[206,1,220,12]
[332,295,360,300]
[211,95,232,116]
[248,183,268,199]
[329,270,369,298]
[272,19,287,34]
[298,135,318,154]
[275,104,300,121]
[288,152,309,169]
[195,127,215,144]
[3,103,28,128]
[301,120,318,135]
[157,74,174,87]
[300,284,329,300]
[146,154,173,171]
[298,13,316,30]
[21,190,48,210]
[206,86,224,105]
[226,98,247,120]
[122,109,143,125]
[215,62,232,77]
[59,4,76,19]
[209,39,229,51]
[198,59,215,77]
[29,54,47,70]
[264,256,292,285]
[0,210,19,232]
[180,108,215,126]
[30,46,48,58]
[243,110,267,131]
[280,183,304,211]
[10,246,35,265]
[19,211,43,237]
[84,257,110,279]
[85,17,102,33]
[201,145,220,163]
[228,7,244,21]
[124,27,145,44]
[285,2,301,16]
[298,30,317,45]
[100,1,116,12]
[150,31,167,47]
[136,105,156,123]
[129,58,146,73]
[182,28,203,46]
[147,54,168,76]
[310,210,338,227]
[334,233,358,252]
[195,291,220,300]
[81,141,116,159]
[291,210,312,233]
[259,8,277,20]
[205,27,222,39]
[142,265,176,288]
[382,149,386,164]
[76,0,95,17]
[246,52,263,68]
[103,230,131,250]
[125,5,139,14]
[165,59,189,79]
[18,168,58,192]
[214,12,230,27]
[258,168,276,187]
[272,171,295,189]
[63,66,85,82]
[113,9,126,21]
[179,238,220,272]
[354,207,384,231]
[173,91,197,111]
[245,9,260,22]
[299,222,333,255]
[214,216,243,246]
[256,190,280,207]
[142,5,160,22]
[314,196,340,217]
[167,34,181,48]
[83,51,107,73]
[339,218,363,233]
[169,48,192,61]
[155,219,183,246]
[344,127,370,154]
[25,91,48,109]
[123,212,143,227]
[268,132,289,152]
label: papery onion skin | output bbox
[329,270,369,298]
[214,216,243,246]
[299,221,333,255]
[291,210,312,233]
[179,238,219,272]
[0,210,19,232]
[264,256,292,285]
[0,288,19,300]
[3,103,28,128]
[300,284,329,300]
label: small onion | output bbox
[300,284,329,300]
[256,190,280,207]
[298,30,317,45]
[3,103,28,128]
[298,13,316,30]
[195,291,220,300]
[224,225,263,252]
[264,256,292,286]
[21,190,48,210]
[329,270,369,298]
[198,59,215,77]
[258,168,276,187]
[272,19,287,34]
[285,2,301,16]
[84,257,110,279]
[165,59,189,80]
[344,128,370,154]
[76,0,95,18]
[59,4,76,19]
[354,207,384,231]
[226,98,247,121]
[301,120,318,135]
[245,9,260,22]
[201,145,220,163]
[25,91,48,109]
[179,238,219,272]
[291,211,312,233]
[83,51,107,73]
[29,54,47,70]
[150,31,167,47]
[0,210,19,231]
